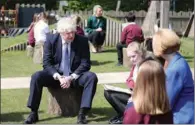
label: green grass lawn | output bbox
[1,33,28,51]
[1,84,126,124]
[1,36,194,123]
[1,25,55,51]
[1,37,194,78]
[180,37,194,67]
[1,48,128,78]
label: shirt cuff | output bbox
[53,73,61,80]
[71,73,80,80]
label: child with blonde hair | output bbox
[104,41,154,124]
[123,59,173,124]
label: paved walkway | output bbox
[1,68,194,89]
[1,72,130,89]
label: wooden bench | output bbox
[123,48,132,69]
[47,87,83,117]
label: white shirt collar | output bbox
[61,35,72,45]
[61,36,66,44]
[61,36,69,44]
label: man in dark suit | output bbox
[24,17,98,124]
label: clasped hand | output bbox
[59,76,73,89]
[96,27,102,31]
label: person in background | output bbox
[33,12,50,64]
[152,28,194,124]
[116,12,144,66]
[71,14,84,36]
[24,17,98,124]
[27,13,38,47]
[123,59,173,124]
[85,5,106,53]
[104,42,153,124]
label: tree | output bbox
[0,0,193,12]
[64,0,92,11]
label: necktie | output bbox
[63,43,70,76]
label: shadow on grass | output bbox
[91,60,114,66]
[183,55,194,63]
[88,107,116,122]
[1,108,117,123]
[102,49,117,53]
[38,116,63,122]
[1,111,43,122]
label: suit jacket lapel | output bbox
[57,35,62,63]
[70,37,76,68]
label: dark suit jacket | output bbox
[43,33,91,76]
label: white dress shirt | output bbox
[53,36,80,80]
[34,20,49,43]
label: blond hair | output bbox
[70,14,82,26]
[57,17,76,33]
[93,5,103,15]
[33,13,39,23]
[133,60,170,115]
[152,28,180,57]
[38,12,47,21]
[127,41,147,59]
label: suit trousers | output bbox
[116,42,127,64]
[88,31,106,46]
[104,90,130,116]
[27,69,98,111]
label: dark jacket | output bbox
[85,15,106,34]
[43,33,90,76]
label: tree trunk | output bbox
[47,87,83,117]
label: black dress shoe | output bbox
[109,116,123,124]
[77,114,87,124]
[24,112,39,124]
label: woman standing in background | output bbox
[33,12,50,64]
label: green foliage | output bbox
[0,0,193,12]
[119,0,149,11]
[63,0,193,12]
[64,0,92,11]
[174,0,194,12]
